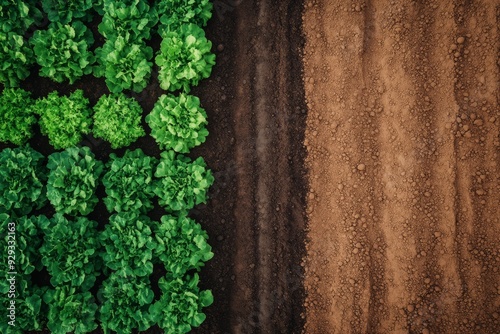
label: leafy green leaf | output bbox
[41,0,96,24]
[153,214,213,277]
[30,21,95,84]
[33,90,92,149]
[0,88,36,145]
[44,285,98,334]
[154,151,214,212]
[99,211,155,277]
[155,0,212,29]
[40,214,101,291]
[99,0,157,41]
[95,35,153,93]
[102,149,157,213]
[156,23,215,92]
[93,93,145,148]
[46,147,103,216]
[150,273,213,333]
[0,146,47,217]
[0,0,42,34]
[146,93,208,153]
[0,214,47,276]
[98,273,155,333]
[0,31,34,87]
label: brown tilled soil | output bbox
[303,1,500,334]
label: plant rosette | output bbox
[99,211,156,277]
[98,273,155,333]
[0,31,34,87]
[93,93,146,149]
[0,214,47,276]
[39,214,101,291]
[102,149,157,213]
[99,0,158,42]
[0,88,37,145]
[41,0,95,24]
[0,276,46,332]
[44,285,98,334]
[156,23,215,92]
[46,146,103,216]
[154,150,214,212]
[156,0,212,29]
[95,35,153,93]
[153,214,213,277]
[150,273,213,333]
[30,21,95,84]
[146,93,208,153]
[0,146,47,217]
[0,0,42,34]
[34,90,92,149]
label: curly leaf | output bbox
[146,93,208,153]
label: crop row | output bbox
[0,87,209,151]
[1,0,215,94]
[1,145,214,333]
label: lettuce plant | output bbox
[0,0,42,34]
[0,214,47,276]
[154,151,214,212]
[98,273,155,333]
[95,36,153,93]
[156,23,215,92]
[41,0,95,24]
[46,147,104,216]
[102,149,157,213]
[0,146,47,216]
[154,214,213,277]
[0,276,46,332]
[146,93,208,153]
[44,285,98,334]
[34,90,92,149]
[156,0,212,29]
[150,273,213,333]
[100,211,156,277]
[93,93,145,148]
[39,214,100,291]
[0,31,34,87]
[30,21,95,84]
[99,0,158,42]
[0,88,36,145]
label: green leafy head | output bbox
[150,273,213,333]
[154,151,214,212]
[98,273,155,333]
[93,93,145,149]
[102,149,157,213]
[146,93,209,153]
[0,88,36,146]
[30,21,95,84]
[34,90,92,149]
[46,146,104,216]
[154,214,213,277]
[156,23,215,92]
[43,285,98,334]
[0,31,34,87]
[100,211,156,277]
[0,146,47,217]
[39,213,101,291]
[95,36,153,93]
[156,0,212,29]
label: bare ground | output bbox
[303,1,500,333]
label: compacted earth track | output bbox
[303,1,500,333]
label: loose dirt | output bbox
[303,1,500,334]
